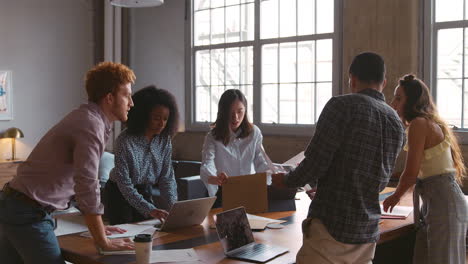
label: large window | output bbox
[427,0,468,128]
[189,0,341,132]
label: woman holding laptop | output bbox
[200,89,274,207]
[104,86,179,225]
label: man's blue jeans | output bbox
[0,191,65,264]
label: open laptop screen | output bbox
[215,207,254,252]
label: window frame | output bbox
[185,0,343,136]
[424,0,468,143]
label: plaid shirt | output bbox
[285,88,405,244]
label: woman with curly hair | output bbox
[383,74,468,264]
[104,85,179,225]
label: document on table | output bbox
[209,213,286,230]
[81,223,167,239]
[150,248,199,263]
[246,213,286,230]
[380,204,413,219]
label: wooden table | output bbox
[58,189,414,264]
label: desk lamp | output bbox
[1,127,24,160]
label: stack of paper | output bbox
[98,248,200,262]
[380,205,413,219]
[246,213,286,230]
[81,223,168,239]
[150,248,200,263]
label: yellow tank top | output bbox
[404,136,456,179]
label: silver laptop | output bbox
[155,196,216,231]
[215,207,288,263]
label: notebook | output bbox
[215,207,288,263]
[154,196,216,231]
[380,204,413,219]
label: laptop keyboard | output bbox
[231,243,271,258]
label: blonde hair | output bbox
[85,61,136,103]
[399,74,466,184]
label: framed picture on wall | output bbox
[0,71,12,120]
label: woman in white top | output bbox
[200,89,273,207]
[383,74,468,264]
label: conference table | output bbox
[58,188,414,264]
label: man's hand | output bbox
[207,172,229,185]
[382,193,401,213]
[99,237,135,251]
[104,226,127,236]
[271,173,287,188]
[149,208,169,221]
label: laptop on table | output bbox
[215,207,289,263]
[154,196,216,231]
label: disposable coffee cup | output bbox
[134,234,152,264]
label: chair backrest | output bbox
[98,152,115,187]
[173,160,201,179]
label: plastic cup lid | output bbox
[133,234,152,242]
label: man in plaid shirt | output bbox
[273,52,405,264]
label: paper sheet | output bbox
[54,214,88,237]
[380,205,413,219]
[210,213,285,230]
[81,223,160,239]
[149,248,200,263]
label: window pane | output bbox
[211,8,225,44]
[316,82,332,121]
[298,0,315,35]
[279,42,296,83]
[464,79,468,127]
[279,0,296,37]
[279,84,297,123]
[193,0,337,127]
[298,83,314,124]
[226,5,240,43]
[317,0,334,33]
[196,50,211,86]
[226,47,240,85]
[262,44,279,84]
[211,0,224,8]
[261,0,279,39]
[262,84,278,123]
[240,84,254,121]
[437,79,462,128]
[211,49,225,85]
[464,28,468,77]
[435,0,463,22]
[194,10,210,46]
[226,0,239,5]
[196,86,211,122]
[437,28,463,79]
[240,3,254,41]
[211,85,225,121]
[240,46,253,84]
[298,41,315,83]
[316,39,333,82]
[195,0,210,11]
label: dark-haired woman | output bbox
[200,89,273,207]
[383,75,468,264]
[104,85,179,225]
